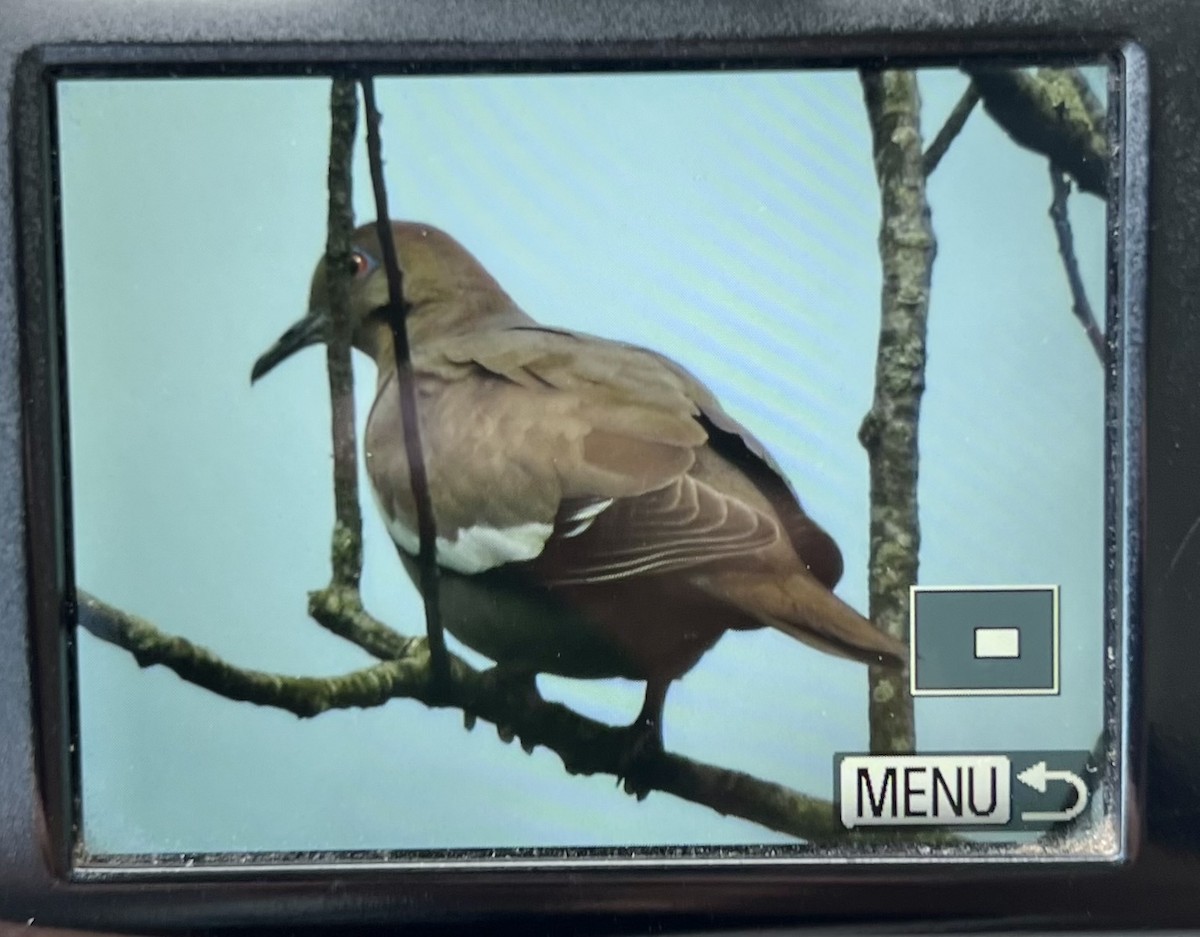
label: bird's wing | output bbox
[490,328,847,589]
[534,478,779,585]
[655,354,847,590]
[436,328,819,587]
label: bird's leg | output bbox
[612,678,670,799]
[631,677,668,751]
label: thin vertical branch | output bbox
[288,79,412,658]
[859,70,936,755]
[307,77,382,641]
[359,75,451,694]
[1048,166,1105,363]
[324,77,363,587]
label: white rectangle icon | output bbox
[974,627,1021,659]
[839,755,1012,828]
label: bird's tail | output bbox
[695,570,908,668]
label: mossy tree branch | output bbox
[859,65,1106,760]
[79,589,957,846]
[859,69,936,756]
[78,592,421,718]
[320,77,364,590]
[965,66,1108,199]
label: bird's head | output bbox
[251,220,517,383]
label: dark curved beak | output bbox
[250,308,329,384]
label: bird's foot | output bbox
[478,665,542,752]
[610,717,664,801]
[480,664,541,707]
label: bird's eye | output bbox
[347,250,378,278]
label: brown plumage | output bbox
[252,220,907,751]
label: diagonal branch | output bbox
[922,82,980,176]
[859,69,936,756]
[78,590,958,847]
[960,67,1108,363]
[359,75,451,694]
[1047,166,1105,363]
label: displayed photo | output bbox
[56,64,1112,860]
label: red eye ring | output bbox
[348,252,369,277]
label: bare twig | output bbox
[359,75,451,693]
[859,70,936,755]
[78,590,960,846]
[965,67,1108,198]
[922,82,981,176]
[1048,166,1105,363]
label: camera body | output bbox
[1,0,1196,931]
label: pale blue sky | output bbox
[58,66,1108,854]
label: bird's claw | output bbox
[495,726,535,755]
[611,719,663,800]
[479,667,542,752]
[622,777,651,802]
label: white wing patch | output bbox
[565,499,614,522]
[371,486,552,574]
[559,497,614,539]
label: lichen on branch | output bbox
[77,592,418,718]
[859,69,936,756]
[320,77,364,590]
[966,66,1108,198]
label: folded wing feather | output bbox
[437,328,813,588]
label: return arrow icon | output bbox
[1017,760,1089,823]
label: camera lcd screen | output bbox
[54,62,1122,866]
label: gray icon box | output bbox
[909,585,1060,697]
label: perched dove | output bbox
[253,221,907,755]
